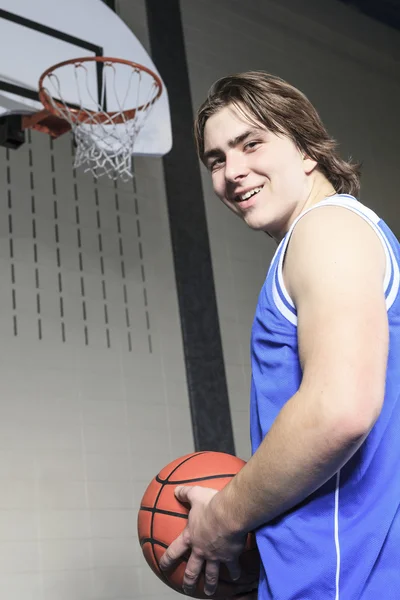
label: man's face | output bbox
[203,104,316,239]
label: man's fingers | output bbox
[159,532,189,571]
[182,552,205,595]
[226,559,241,582]
[204,559,220,596]
[174,485,194,504]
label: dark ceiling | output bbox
[103,0,400,34]
[339,0,400,32]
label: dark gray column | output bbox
[145,0,235,454]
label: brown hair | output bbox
[194,71,361,197]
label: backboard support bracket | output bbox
[22,109,71,138]
[0,113,25,149]
[0,110,72,150]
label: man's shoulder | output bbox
[284,204,387,302]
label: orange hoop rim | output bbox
[38,56,163,125]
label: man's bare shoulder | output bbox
[284,205,386,302]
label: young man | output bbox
[160,72,400,599]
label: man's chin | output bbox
[244,216,270,232]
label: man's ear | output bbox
[302,153,318,175]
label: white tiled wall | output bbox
[180,0,400,460]
[0,4,191,593]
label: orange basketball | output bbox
[137,451,260,599]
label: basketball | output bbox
[137,451,260,599]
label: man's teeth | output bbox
[240,187,262,201]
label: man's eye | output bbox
[210,158,224,170]
[244,141,260,151]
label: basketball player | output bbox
[160,72,400,599]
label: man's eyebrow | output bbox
[203,128,264,163]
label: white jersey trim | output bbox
[334,470,341,600]
[272,195,398,324]
[386,238,400,310]
[272,278,297,325]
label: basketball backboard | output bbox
[0,0,172,157]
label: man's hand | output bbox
[159,485,248,596]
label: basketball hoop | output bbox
[25,57,163,180]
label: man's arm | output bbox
[213,206,389,534]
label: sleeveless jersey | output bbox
[250,194,400,599]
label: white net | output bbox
[41,59,161,181]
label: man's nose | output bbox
[224,153,248,183]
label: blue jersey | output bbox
[250,194,400,599]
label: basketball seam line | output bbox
[156,473,237,485]
[140,506,188,519]
[139,537,168,549]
